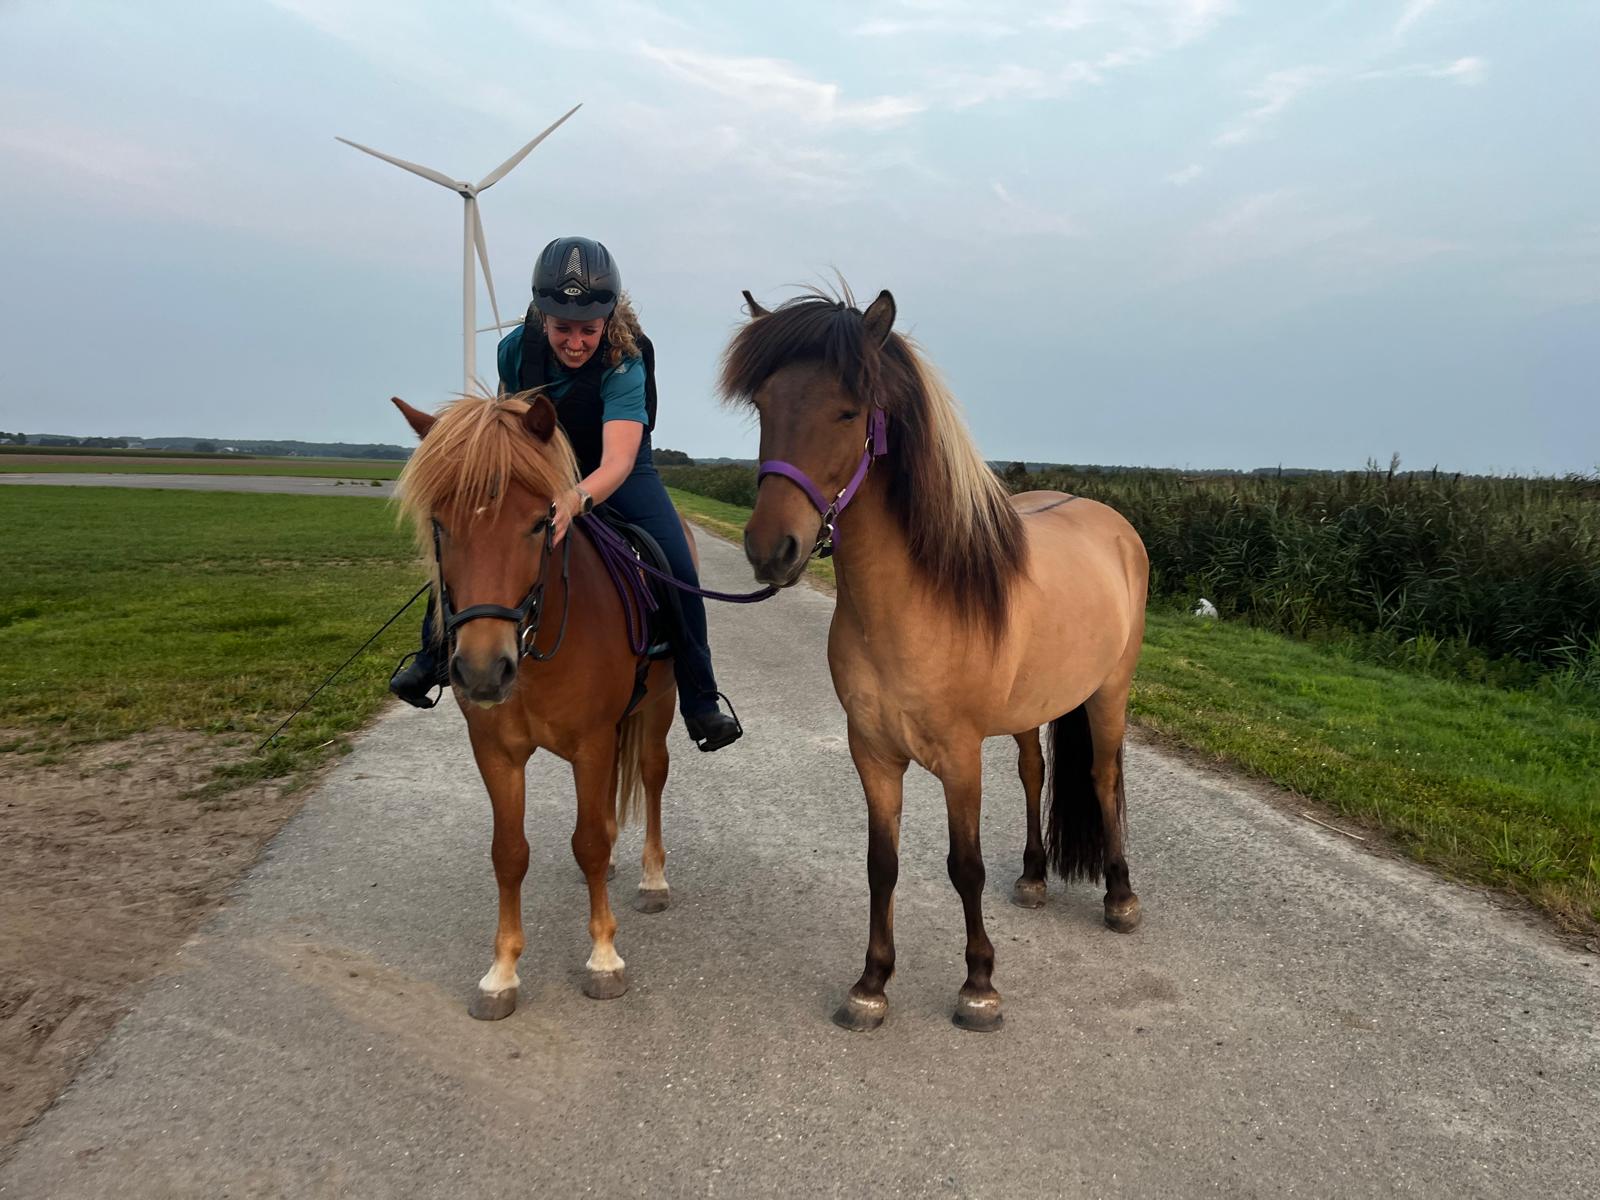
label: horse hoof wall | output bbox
[1105,897,1142,933]
[952,993,1003,1033]
[1010,878,1046,909]
[468,987,518,1021]
[832,993,887,1032]
[583,968,628,1000]
[634,887,670,914]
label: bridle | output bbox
[756,407,888,558]
[432,506,573,661]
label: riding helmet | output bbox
[532,236,620,320]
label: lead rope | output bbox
[256,582,431,752]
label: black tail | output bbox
[1044,706,1121,882]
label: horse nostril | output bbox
[497,655,517,689]
[779,535,801,567]
[449,655,466,688]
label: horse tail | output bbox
[1045,705,1114,881]
[615,710,648,829]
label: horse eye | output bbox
[839,410,861,423]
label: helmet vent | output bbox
[564,246,583,279]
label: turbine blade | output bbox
[476,320,522,333]
[475,104,581,191]
[471,200,502,334]
[335,137,460,190]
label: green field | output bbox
[666,488,1600,930]
[0,456,402,479]
[0,486,422,795]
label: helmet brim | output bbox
[534,295,616,321]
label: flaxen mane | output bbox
[719,289,1026,636]
[395,393,579,638]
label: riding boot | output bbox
[390,594,449,708]
[683,695,743,752]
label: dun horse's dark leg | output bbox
[1087,693,1140,932]
[944,752,1001,1032]
[834,723,907,1032]
[1010,728,1047,909]
[469,748,528,1021]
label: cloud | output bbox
[988,181,1082,237]
[0,121,195,192]
[1034,0,1236,46]
[852,14,1021,38]
[1392,0,1441,41]
[1166,163,1204,186]
[636,44,924,128]
[1425,55,1487,85]
[936,60,1106,108]
[1359,55,1488,86]
[1214,66,1329,147]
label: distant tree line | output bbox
[0,431,28,445]
[32,435,130,449]
[660,459,1600,694]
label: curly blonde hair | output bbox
[538,291,643,368]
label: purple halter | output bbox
[757,407,888,558]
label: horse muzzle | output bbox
[743,527,811,589]
[450,650,519,706]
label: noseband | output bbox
[757,407,888,558]
[432,506,573,661]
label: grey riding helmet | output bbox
[532,237,620,320]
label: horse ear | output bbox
[862,290,896,346]
[522,393,557,443]
[392,396,437,439]
[742,289,770,319]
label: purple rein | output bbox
[577,515,779,657]
[757,407,889,558]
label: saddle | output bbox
[582,507,684,719]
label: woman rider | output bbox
[389,236,743,752]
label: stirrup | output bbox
[389,650,446,710]
[685,692,744,752]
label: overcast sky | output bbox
[2,0,1596,473]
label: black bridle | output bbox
[432,505,573,662]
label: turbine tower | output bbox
[337,104,581,396]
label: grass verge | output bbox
[1,486,422,794]
[667,487,1600,931]
[0,457,401,479]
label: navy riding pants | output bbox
[602,459,721,718]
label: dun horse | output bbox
[726,289,1149,1031]
[392,392,680,1020]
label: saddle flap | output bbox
[594,508,682,659]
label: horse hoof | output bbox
[468,987,518,1021]
[583,968,628,1000]
[1010,878,1046,909]
[831,992,887,1032]
[1105,896,1142,933]
[634,887,670,914]
[952,991,1003,1033]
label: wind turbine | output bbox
[337,104,581,396]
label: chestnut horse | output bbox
[726,289,1149,1032]
[393,391,682,1019]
